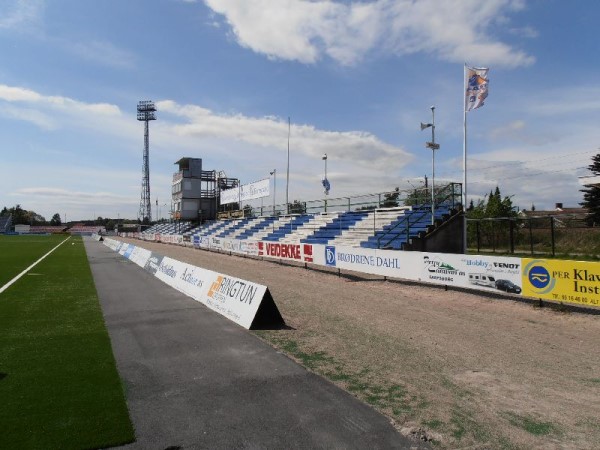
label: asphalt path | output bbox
[85,239,421,449]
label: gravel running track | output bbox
[85,239,424,449]
[109,238,600,449]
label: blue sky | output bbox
[1,0,599,221]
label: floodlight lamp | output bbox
[322,153,327,160]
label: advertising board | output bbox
[203,273,267,329]
[257,241,313,263]
[129,246,152,268]
[220,178,270,205]
[107,248,273,329]
[522,258,600,307]
[315,244,405,277]
[418,253,522,294]
[105,235,600,310]
[240,240,260,256]
[143,253,164,275]
[314,244,523,295]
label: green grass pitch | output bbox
[0,234,135,448]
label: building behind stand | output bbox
[172,157,238,223]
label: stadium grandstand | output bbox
[132,194,461,253]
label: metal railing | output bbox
[376,183,462,249]
[244,182,462,218]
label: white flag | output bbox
[465,66,489,112]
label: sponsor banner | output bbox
[103,238,120,251]
[123,244,135,259]
[316,244,522,294]
[220,187,240,205]
[105,241,272,328]
[118,243,132,256]
[154,256,186,289]
[318,244,406,277]
[129,246,152,268]
[418,253,522,293]
[204,273,267,329]
[522,259,600,308]
[143,253,164,275]
[240,178,270,202]
[220,178,270,205]
[157,234,179,244]
[210,237,223,250]
[198,236,211,249]
[172,261,212,300]
[257,241,313,263]
[240,240,259,256]
[217,210,244,220]
[221,238,241,253]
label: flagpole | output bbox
[286,117,290,215]
[463,63,468,254]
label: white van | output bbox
[468,273,496,288]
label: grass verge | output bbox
[254,332,419,423]
[0,236,134,448]
[502,411,560,437]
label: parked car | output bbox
[495,279,522,294]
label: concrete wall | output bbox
[405,212,464,254]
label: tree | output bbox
[580,153,600,226]
[382,187,400,207]
[50,213,62,225]
[243,204,254,217]
[288,200,307,214]
[469,186,516,219]
[466,186,517,248]
[3,205,46,225]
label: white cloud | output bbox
[526,86,600,116]
[0,105,56,130]
[0,84,122,116]
[0,84,414,218]
[508,26,539,38]
[157,99,413,171]
[0,84,411,177]
[16,187,132,202]
[203,0,534,67]
[0,0,43,31]
[62,39,136,70]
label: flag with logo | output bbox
[322,178,330,195]
[465,66,489,112]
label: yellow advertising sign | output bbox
[522,258,600,308]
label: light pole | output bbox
[421,106,440,225]
[270,169,277,216]
[322,153,329,212]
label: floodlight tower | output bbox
[137,100,157,222]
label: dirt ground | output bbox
[117,238,600,449]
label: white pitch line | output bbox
[0,236,71,295]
